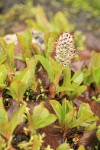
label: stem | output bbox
[5,136,14,150]
[63,66,71,86]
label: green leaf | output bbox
[0,84,7,89]
[72,71,83,85]
[49,57,62,76]
[78,145,85,150]
[83,69,93,85]
[65,100,74,112]
[0,65,7,84]
[77,85,87,96]
[32,44,43,56]
[50,100,63,124]
[49,57,62,86]
[65,109,76,127]
[62,100,69,116]
[35,55,54,82]
[14,58,36,87]
[50,100,98,131]
[45,145,54,150]
[44,32,58,47]
[0,65,7,89]
[78,103,99,123]
[0,136,6,149]
[10,80,27,103]
[72,85,87,97]
[50,100,76,127]
[70,103,98,128]
[45,37,54,58]
[14,68,30,84]
[5,43,15,73]
[97,126,100,141]
[0,98,8,125]
[0,38,7,50]
[57,143,72,150]
[61,100,70,125]
[83,52,100,88]
[44,32,58,57]
[0,50,6,65]
[63,66,71,86]
[8,103,26,135]
[62,100,76,127]
[82,122,97,132]
[28,103,57,130]
[57,86,74,93]
[26,58,36,84]
[93,67,100,89]
[35,114,56,130]
[17,30,32,58]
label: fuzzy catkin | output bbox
[54,33,76,67]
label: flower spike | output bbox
[54,33,76,67]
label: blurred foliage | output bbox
[74,31,86,51]
[83,52,100,90]
[0,3,85,50]
[0,3,74,35]
[0,0,99,36]
[63,0,100,17]
[0,1,33,35]
[26,8,74,33]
